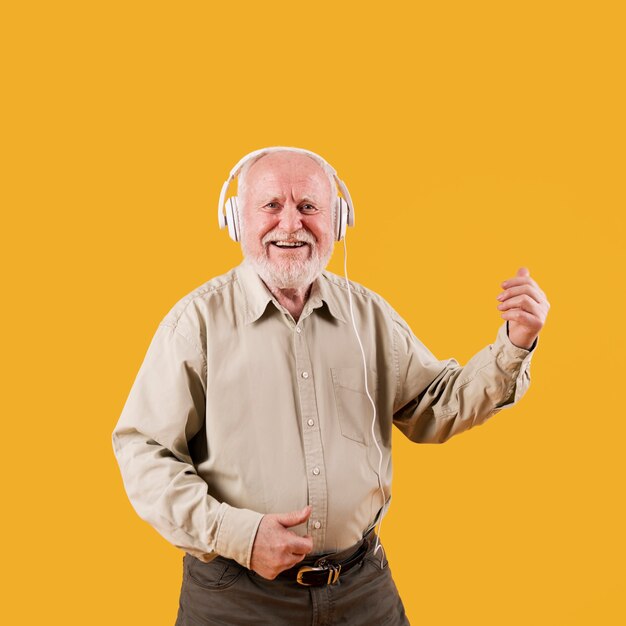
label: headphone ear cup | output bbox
[225,197,240,242]
[336,197,349,241]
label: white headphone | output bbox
[217,146,355,242]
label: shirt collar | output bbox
[316,270,347,323]
[236,261,274,324]
[236,260,346,325]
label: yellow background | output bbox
[2,1,624,624]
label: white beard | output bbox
[241,229,333,290]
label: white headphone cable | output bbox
[342,236,387,568]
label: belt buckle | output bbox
[296,560,342,586]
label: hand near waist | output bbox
[497,267,550,349]
[250,505,313,580]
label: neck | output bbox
[266,283,312,323]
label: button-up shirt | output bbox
[112,260,536,569]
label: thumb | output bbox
[275,505,312,528]
[516,266,530,277]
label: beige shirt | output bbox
[112,260,536,569]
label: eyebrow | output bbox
[256,194,323,205]
[299,196,321,204]
[256,194,284,205]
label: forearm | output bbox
[394,322,535,444]
[113,427,263,567]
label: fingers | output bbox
[499,308,543,332]
[275,505,312,528]
[500,308,541,328]
[498,270,550,312]
[501,268,545,297]
[497,294,543,316]
[501,275,543,294]
[496,268,550,344]
[500,269,549,305]
[250,515,314,580]
[497,284,544,305]
[497,292,544,331]
[289,533,314,556]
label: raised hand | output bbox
[250,505,314,580]
[497,267,550,350]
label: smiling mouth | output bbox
[270,241,308,249]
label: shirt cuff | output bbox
[502,321,538,355]
[492,321,535,407]
[215,503,264,569]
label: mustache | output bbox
[262,229,316,246]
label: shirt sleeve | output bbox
[112,321,263,567]
[392,320,536,443]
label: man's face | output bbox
[239,152,335,290]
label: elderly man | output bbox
[112,147,549,625]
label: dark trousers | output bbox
[175,542,410,626]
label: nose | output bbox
[278,203,303,234]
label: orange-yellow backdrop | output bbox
[2,1,624,624]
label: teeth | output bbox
[273,242,305,247]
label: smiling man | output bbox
[112,147,549,625]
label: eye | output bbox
[264,202,279,209]
[300,204,317,213]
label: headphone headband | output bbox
[217,146,355,242]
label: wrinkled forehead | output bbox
[244,152,333,200]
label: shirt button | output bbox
[301,371,309,379]
[307,419,315,427]
[296,327,302,334]
[313,521,321,530]
[312,467,320,476]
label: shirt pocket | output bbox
[331,366,377,445]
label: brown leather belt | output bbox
[277,528,376,586]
